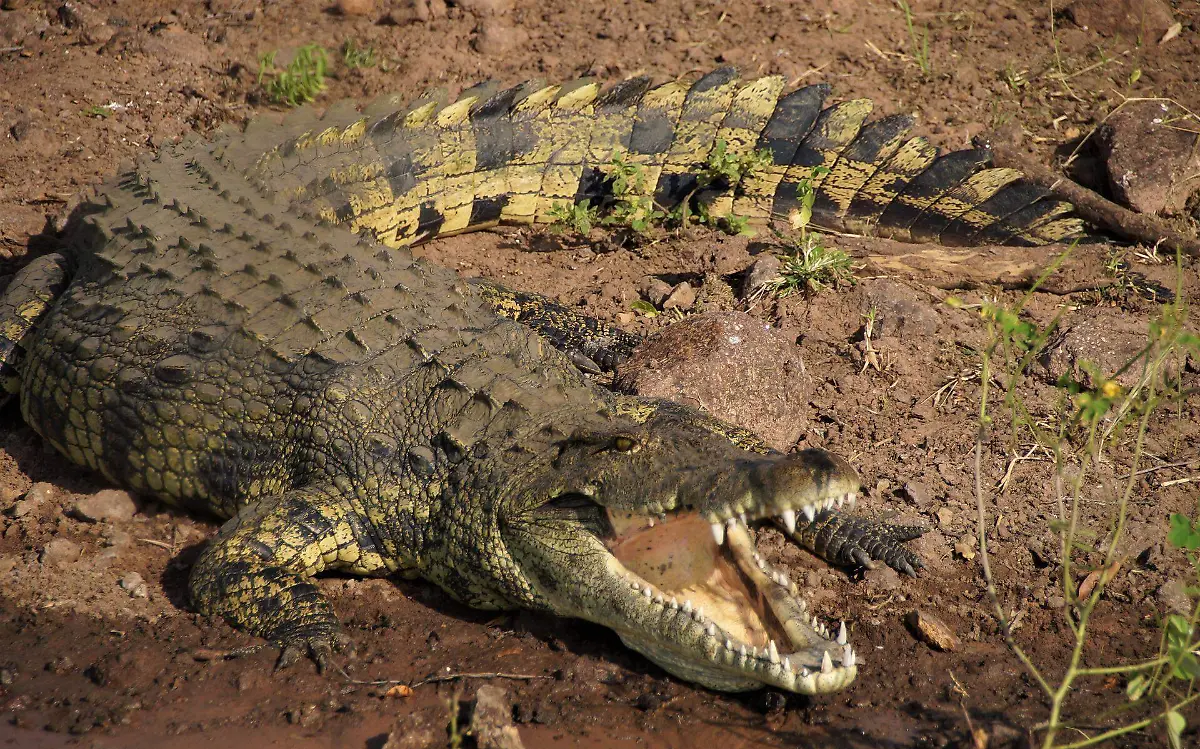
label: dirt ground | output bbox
[2,0,1200,747]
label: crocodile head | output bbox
[497,404,862,694]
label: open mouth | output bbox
[602,495,860,693]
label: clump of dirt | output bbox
[2,1,1199,747]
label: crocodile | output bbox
[0,67,1083,695]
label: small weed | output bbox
[547,199,600,234]
[1001,62,1028,93]
[896,0,932,76]
[751,165,854,299]
[341,39,377,70]
[548,140,771,239]
[760,239,856,297]
[82,105,111,119]
[258,45,328,107]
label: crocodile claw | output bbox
[275,630,354,674]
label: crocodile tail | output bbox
[223,67,1083,248]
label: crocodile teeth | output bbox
[844,645,855,668]
[725,639,734,650]
[803,505,816,522]
[706,623,716,637]
[642,587,652,599]
[653,594,663,605]
[837,621,848,645]
[768,640,780,663]
[783,657,791,671]
[781,509,797,533]
[711,522,725,545]
[821,650,834,674]
[694,606,705,622]
[739,645,747,658]
[646,518,655,527]
[682,600,692,614]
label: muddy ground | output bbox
[2,0,1200,747]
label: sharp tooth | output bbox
[823,498,835,511]
[768,640,780,663]
[812,615,819,628]
[749,646,757,658]
[725,639,734,650]
[834,495,844,509]
[653,594,663,605]
[642,587,652,599]
[739,645,747,658]
[682,600,692,614]
[631,582,640,591]
[837,621,848,645]
[821,651,834,674]
[739,513,747,525]
[847,491,857,505]
[726,517,738,532]
[711,522,725,545]
[781,509,797,533]
[803,505,816,522]
[797,598,807,612]
[783,657,791,671]
[669,597,679,610]
[694,606,705,622]
[844,644,855,668]
[707,623,716,637]
[801,667,810,677]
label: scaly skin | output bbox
[0,68,1083,694]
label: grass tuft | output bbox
[258,45,328,107]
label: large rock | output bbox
[1034,308,1185,388]
[1066,0,1175,42]
[1098,100,1200,216]
[614,311,809,450]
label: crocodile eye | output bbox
[612,436,640,454]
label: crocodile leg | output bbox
[1,253,70,399]
[469,278,641,374]
[188,485,389,671]
[779,511,926,577]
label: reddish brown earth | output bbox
[2,1,1199,747]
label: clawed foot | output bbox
[780,512,927,577]
[274,629,355,674]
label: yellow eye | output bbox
[612,436,640,453]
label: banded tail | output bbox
[225,66,1083,249]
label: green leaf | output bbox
[1125,673,1148,702]
[1167,513,1200,550]
[629,300,658,318]
[1166,710,1185,749]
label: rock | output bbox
[1097,100,1200,216]
[637,277,673,307]
[0,554,18,576]
[615,311,635,326]
[39,538,81,566]
[0,8,49,45]
[860,279,940,337]
[615,311,809,450]
[471,18,526,56]
[118,571,147,598]
[334,0,375,15]
[906,609,961,651]
[662,282,696,311]
[1066,0,1175,42]
[8,482,52,518]
[457,0,513,15]
[469,685,525,749]
[903,481,930,507]
[141,27,212,67]
[740,254,780,299]
[865,565,902,591]
[1034,308,1186,388]
[387,0,447,23]
[935,507,954,528]
[1156,577,1192,615]
[72,489,138,523]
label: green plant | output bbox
[257,45,328,107]
[897,0,932,76]
[600,153,665,232]
[959,252,1200,748]
[341,39,377,69]
[82,105,111,118]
